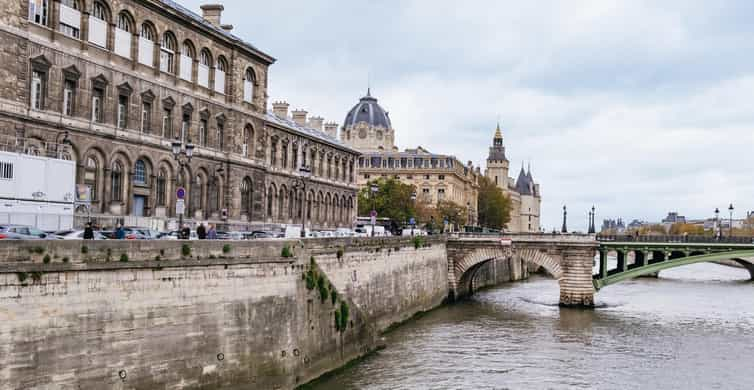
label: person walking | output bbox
[180,224,191,240]
[207,224,217,240]
[83,222,94,240]
[197,223,207,240]
[115,224,126,240]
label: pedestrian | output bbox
[207,224,217,240]
[197,223,207,239]
[115,224,126,240]
[83,222,94,240]
[180,224,191,240]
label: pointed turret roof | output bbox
[494,122,502,139]
[515,164,535,196]
[487,123,507,162]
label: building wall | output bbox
[0,0,358,230]
[0,237,449,389]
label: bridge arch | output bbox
[516,248,563,279]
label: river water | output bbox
[308,263,754,389]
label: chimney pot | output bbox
[220,24,233,32]
[323,122,338,138]
[291,109,308,127]
[309,116,324,131]
[200,4,224,27]
[272,101,289,119]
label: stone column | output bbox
[559,247,596,307]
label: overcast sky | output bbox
[184,0,754,231]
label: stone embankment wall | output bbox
[0,237,449,390]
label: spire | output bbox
[366,87,371,97]
[494,122,502,139]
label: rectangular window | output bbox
[216,122,224,150]
[243,80,253,102]
[179,55,192,81]
[117,95,128,128]
[58,3,80,38]
[198,64,209,88]
[0,161,13,180]
[425,175,430,180]
[63,80,75,116]
[162,109,172,138]
[30,71,43,109]
[439,175,445,180]
[28,0,49,26]
[364,174,370,179]
[114,28,132,58]
[91,88,104,122]
[214,69,225,94]
[438,188,445,200]
[141,102,151,133]
[181,115,190,142]
[160,49,174,73]
[88,16,107,47]
[199,119,207,146]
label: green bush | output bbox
[181,244,191,257]
[154,255,161,262]
[330,289,338,305]
[413,236,425,249]
[336,302,350,332]
[305,269,317,290]
[62,257,70,263]
[32,246,45,254]
[222,244,232,254]
[281,245,293,258]
[80,245,88,254]
[42,254,51,264]
[119,253,129,262]
[317,277,329,303]
[30,271,43,283]
[336,248,344,259]
[334,310,341,330]
[16,272,28,283]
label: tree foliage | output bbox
[357,178,416,224]
[668,223,706,235]
[477,176,511,230]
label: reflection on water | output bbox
[308,263,754,390]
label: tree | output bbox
[668,223,706,235]
[357,178,416,225]
[477,176,511,230]
[436,200,468,230]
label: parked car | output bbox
[0,224,59,240]
[54,229,108,240]
[247,231,275,239]
[159,230,198,240]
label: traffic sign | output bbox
[409,217,416,225]
[176,187,186,200]
[176,199,185,215]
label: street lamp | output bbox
[370,184,379,237]
[410,192,417,236]
[171,136,194,236]
[588,205,596,234]
[561,205,568,233]
[292,165,311,238]
[714,207,720,238]
[729,203,734,237]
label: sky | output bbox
[183,0,754,231]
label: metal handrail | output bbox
[596,234,754,244]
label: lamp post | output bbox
[561,205,568,233]
[729,203,734,237]
[588,205,596,234]
[370,184,379,237]
[714,207,720,238]
[171,136,194,234]
[410,192,417,236]
[292,165,311,238]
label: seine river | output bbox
[308,263,754,389]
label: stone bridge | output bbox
[447,233,599,306]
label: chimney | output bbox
[309,116,324,131]
[272,101,289,118]
[323,122,338,138]
[200,4,224,27]
[220,24,233,33]
[291,109,308,127]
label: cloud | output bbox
[183,0,754,230]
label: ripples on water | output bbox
[308,263,754,390]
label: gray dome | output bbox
[344,89,392,129]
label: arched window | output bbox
[58,0,81,39]
[267,186,274,217]
[138,23,156,66]
[198,49,212,88]
[241,177,253,217]
[133,159,146,185]
[193,175,204,213]
[85,156,98,201]
[179,40,195,81]
[111,161,123,201]
[114,12,133,58]
[243,125,253,157]
[278,187,285,220]
[160,32,176,73]
[243,68,255,103]
[156,169,167,206]
[215,56,228,94]
[88,2,109,47]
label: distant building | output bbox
[601,218,625,233]
[662,212,686,225]
[627,219,645,230]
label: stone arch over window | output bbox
[192,169,208,217]
[243,67,255,103]
[324,193,331,223]
[341,194,347,223]
[241,176,253,219]
[133,159,147,185]
[116,11,133,31]
[110,160,124,202]
[160,31,177,73]
[83,149,105,204]
[180,40,196,81]
[278,184,287,221]
[140,21,156,41]
[307,190,314,220]
[316,191,323,222]
[267,183,276,219]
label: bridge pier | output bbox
[559,248,596,307]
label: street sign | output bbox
[176,187,186,200]
[370,210,377,218]
[409,217,416,225]
[176,199,185,215]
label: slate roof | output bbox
[343,89,392,129]
[515,166,537,196]
[265,111,359,154]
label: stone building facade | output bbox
[484,124,541,232]
[342,90,479,225]
[0,0,359,229]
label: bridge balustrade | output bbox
[597,235,754,244]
